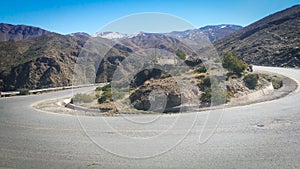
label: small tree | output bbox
[222,51,248,76]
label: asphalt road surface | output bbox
[0,66,299,169]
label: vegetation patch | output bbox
[258,73,283,89]
[194,65,207,74]
[96,83,126,104]
[72,93,94,103]
[176,49,186,60]
[222,51,248,77]
[271,76,283,89]
[243,74,259,89]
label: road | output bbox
[0,66,299,169]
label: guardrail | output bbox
[0,91,21,97]
[0,83,104,97]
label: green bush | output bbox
[176,49,186,60]
[99,84,111,91]
[160,72,171,79]
[197,76,211,91]
[97,84,126,104]
[272,78,283,89]
[222,51,248,76]
[95,86,102,91]
[98,90,112,104]
[201,88,212,103]
[244,74,258,89]
[72,93,94,103]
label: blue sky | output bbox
[0,0,299,34]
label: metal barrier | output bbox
[1,83,104,97]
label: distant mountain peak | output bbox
[68,32,90,38]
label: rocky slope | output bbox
[214,5,300,67]
[0,33,88,91]
[0,23,52,42]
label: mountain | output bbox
[168,24,242,42]
[0,33,88,91]
[93,31,128,39]
[93,25,242,42]
[214,5,300,67]
[0,23,52,42]
[69,32,91,38]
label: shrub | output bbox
[72,93,94,103]
[222,51,248,76]
[260,74,283,89]
[201,88,212,103]
[160,72,171,79]
[244,74,258,89]
[176,49,186,60]
[100,84,111,91]
[97,84,126,104]
[98,90,112,104]
[197,76,211,91]
[201,87,228,105]
[272,78,283,89]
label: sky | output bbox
[0,0,299,35]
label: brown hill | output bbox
[214,5,300,67]
[0,33,88,91]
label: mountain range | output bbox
[0,4,299,91]
[93,24,242,43]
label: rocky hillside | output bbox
[0,23,52,42]
[214,5,300,67]
[0,33,88,91]
[95,33,200,83]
